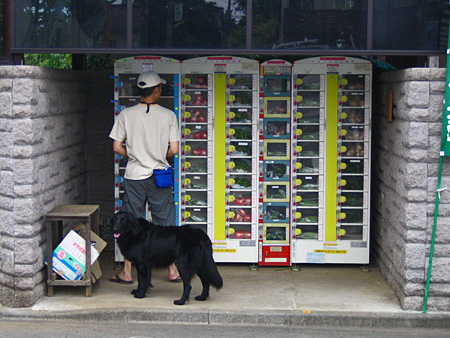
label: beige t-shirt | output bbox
[109,103,180,180]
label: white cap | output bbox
[137,71,166,88]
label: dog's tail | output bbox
[202,244,223,290]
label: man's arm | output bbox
[113,140,128,158]
[167,141,179,158]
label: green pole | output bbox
[422,155,443,313]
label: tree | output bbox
[24,53,115,70]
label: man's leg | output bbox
[145,175,179,281]
[145,175,176,226]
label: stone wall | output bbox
[0,66,87,307]
[372,68,449,311]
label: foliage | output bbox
[87,54,116,71]
[24,54,72,69]
[24,53,116,70]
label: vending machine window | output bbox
[341,159,367,174]
[341,175,365,191]
[264,140,290,160]
[297,91,323,107]
[264,75,291,96]
[184,74,209,89]
[264,98,290,118]
[263,203,290,223]
[229,74,254,90]
[263,182,290,202]
[230,158,253,174]
[342,91,367,108]
[296,208,319,225]
[296,108,322,124]
[118,74,140,97]
[340,192,366,207]
[296,225,319,240]
[296,175,320,191]
[296,158,321,174]
[229,175,253,190]
[184,191,208,206]
[185,108,209,123]
[230,125,254,140]
[341,75,367,91]
[263,224,290,245]
[296,74,322,90]
[341,142,365,158]
[342,125,366,141]
[184,158,208,173]
[296,192,320,207]
[229,91,253,107]
[229,108,253,123]
[229,191,252,207]
[263,161,290,181]
[342,108,367,124]
[229,141,253,157]
[296,125,321,141]
[340,226,364,241]
[296,142,321,158]
[264,118,290,139]
[184,174,208,190]
[184,141,208,157]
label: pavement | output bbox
[1,251,450,329]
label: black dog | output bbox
[112,211,223,305]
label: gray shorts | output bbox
[122,175,176,226]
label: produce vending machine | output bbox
[113,55,372,266]
[180,57,260,263]
[112,56,181,261]
[258,60,292,266]
[291,57,372,265]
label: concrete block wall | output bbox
[372,68,449,311]
[0,66,87,307]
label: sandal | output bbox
[109,273,133,284]
[169,277,182,283]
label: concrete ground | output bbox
[1,251,450,329]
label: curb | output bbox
[1,309,450,329]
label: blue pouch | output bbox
[153,166,174,188]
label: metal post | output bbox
[127,0,132,49]
[246,0,252,49]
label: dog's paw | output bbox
[133,292,146,299]
[174,299,186,305]
[195,295,207,301]
[131,289,137,295]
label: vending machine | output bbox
[291,57,372,265]
[258,60,292,266]
[112,56,182,261]
[180,57,260,263]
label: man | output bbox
[109,71,181,283]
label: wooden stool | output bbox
[45,204,100,297]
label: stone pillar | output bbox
[0,66,87,307]
[373,68,448,311]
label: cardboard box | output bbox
[51,225,107,281]
[74,224,107,283]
